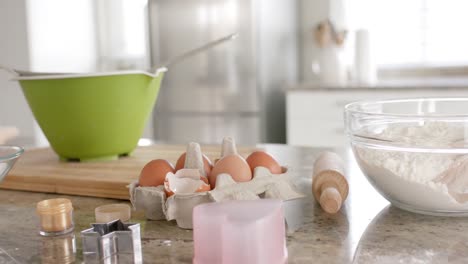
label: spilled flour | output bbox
[354,122,468,212]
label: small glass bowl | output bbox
[345,98,468,216]
[0,145,24,183]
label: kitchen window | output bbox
[346,0,468,77]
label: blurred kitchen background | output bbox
[2,0,468,147]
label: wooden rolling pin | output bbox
[312,151,349,213]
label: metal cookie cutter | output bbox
[81,219,142,263]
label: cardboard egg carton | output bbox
[128,138,305,231]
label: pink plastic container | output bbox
[193,199,287,264]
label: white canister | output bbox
[354,29,377,85]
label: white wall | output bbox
[26,0,97,73]
[0,0,35,144]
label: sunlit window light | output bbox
[345,0,468,67]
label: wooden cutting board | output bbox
[0,145,257,200]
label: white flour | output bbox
[354,121,468,212]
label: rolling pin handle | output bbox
[319,187,342,214]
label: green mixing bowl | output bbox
[15,69,166,161]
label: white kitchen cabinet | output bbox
[287,87,468,147]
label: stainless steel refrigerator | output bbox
[148,0,298,144]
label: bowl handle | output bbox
[153,67,168,77]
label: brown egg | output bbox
[246,151,282,174]
[164,187,174,198]
[175,152,213,176]
[139,159,175,187]
[209,154,252,187]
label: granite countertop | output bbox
[0,145,467,263]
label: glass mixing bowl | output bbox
[345,98,468,216]
[0,146,24,183]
